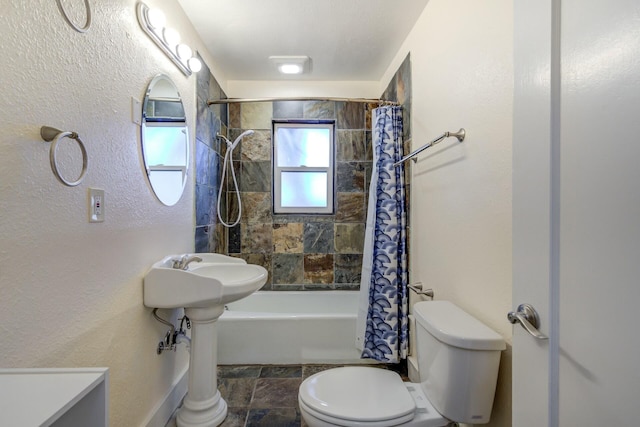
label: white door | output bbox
[513,1,640,426]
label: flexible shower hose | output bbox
[217,130,254,227]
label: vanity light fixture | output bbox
[136,2,201,76]
[269,56,310,75]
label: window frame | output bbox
[272,120,335,214]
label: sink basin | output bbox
[143,254,268,308]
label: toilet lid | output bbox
[299,367,415,424]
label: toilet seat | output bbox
[299,367,416,427]
[299,399,415,427]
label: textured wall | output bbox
[0,1,214,425]
[380,1,514,426]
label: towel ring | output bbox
[40,126,88,187]
[55,0,92,33]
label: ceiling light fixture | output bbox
[269,56,310,75]
[279,64,303,74]
[136,2,201,76]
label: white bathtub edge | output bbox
[219,312,354,321]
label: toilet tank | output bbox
[413,301,505,424]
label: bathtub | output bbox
[217,290,366,365]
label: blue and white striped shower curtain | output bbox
[355,106,408,363]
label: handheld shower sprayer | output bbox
[218,129,254,150]
[228,129,254,150]
[216,129,255,228]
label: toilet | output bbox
[298,301,506,427]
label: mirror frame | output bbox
[141,74,189,206]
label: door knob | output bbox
[508,303,548,340]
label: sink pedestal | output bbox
[176,306,227,427]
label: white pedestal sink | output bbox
[144,254,268,427]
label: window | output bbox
[273,122,334,214]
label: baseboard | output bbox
[141,366,189,427]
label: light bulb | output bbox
[188,57,202,73]
[163,27,181,48]
[279,64,303,74]
[146,8,166,30]
[177,44,193,60]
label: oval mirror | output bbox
[141,74,189,206]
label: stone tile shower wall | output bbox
[225,100,372,290]
[194,58,228,253]
[194,53,412,290]
[382,54,412,142]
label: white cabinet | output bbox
[0,368,108,427]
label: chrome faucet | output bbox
[171,255,203,270]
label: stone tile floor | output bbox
[166,363,407,427]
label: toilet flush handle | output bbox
[508,304,548,340]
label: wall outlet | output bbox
[89,188,105,223]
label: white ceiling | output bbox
[177,0,429,82]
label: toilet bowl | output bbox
[298,301,506,427]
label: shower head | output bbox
[230,129,254,150]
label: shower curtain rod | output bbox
[207,97,399,106]
[393,128,466,167]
